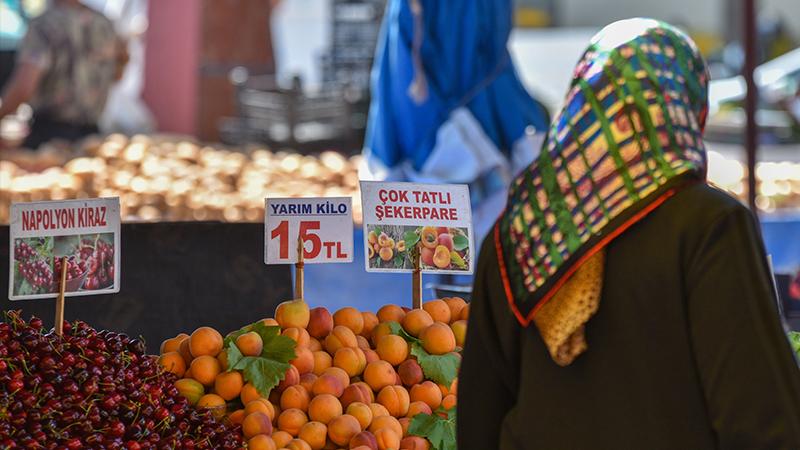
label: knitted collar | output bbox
[496,19,709,327]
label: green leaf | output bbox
[372,226,382,235]
[230,354,291,398]
[450,252,466,269]
[393,253,405,268]
[403,230,420,247]
[410,342,459,386]
[409,409,457,450]
[452,235,469,251]
[789,331,800,356]
[224,321,297,397]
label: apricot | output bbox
[286,439,312,450]
[437,233,454,252]
[368,416,402,438]
[374,428,401,450]
[350,431,378,450]
[459,304,470,321]
[275,298,311,329]
[327,414,362,446]
[158,352,186,377]
[283,327,311,348]
[397,360,423,387]
[306,307,334,339]
[228,409,246,426]
[377,385,410,417]
[272,430,293,448]
[419,322,456,355]
[376,305,406,324]
[410,381,442,410]
[178,338,194,366]
[308,394,343,424]
[432,246,450,269]
[346,402,373,430]
[281,385,311,412]
[406,401,432,418]
[261,318,280,327]
[174,378,204,405]
[214,370,244,401]
[400,436,431,450]
[333,307,365,335]
[376,335,409,366]
[377,233,392,248]
[312,374,345,398]
[243,411,274,439]
[401,310,433,338]
[356,335,371,351]
[248,434,277,450]
[368,231,378,245]
[325,326,358,354]
[398,418,411,437]
[160,333,188,354]
[360,312,379,338]
[189,326,223,358]
[363,348,380,365]
[450,320,467,347]
[245,397,276,419]
[340,382,374,408]
[298,421,328,450]
[308,337,323,352]
[441,394,456,410]
[422,300,451,324]
[368,246,376,259]
[370,322,393,348]
[241,382,261,406]
[278,408,308,437]
[421,246,435,266]
[364,361,397,392]
[420,227,438,249]
[197,394,226,419]
[379,247,393,262]
[272,430,294,448]
[334,347,367,377]
[190,355,222,387]
[443,298,467,323]
[217,349,229,370]
[322,367,351,390]
[277,365,301,393]
[396,240,406,252]
[291,347,315,375]
[299,372,317,394]
[313,351,333,375]
[368,403,390,419]
[236,331,264,356]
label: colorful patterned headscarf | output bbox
[496,19,709,328]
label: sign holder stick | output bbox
[295,236,305,299]
[412,247,422,309]
[54,256,68,336]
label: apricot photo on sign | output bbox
[366,225,470,271]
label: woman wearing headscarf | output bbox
[458,19,800,449]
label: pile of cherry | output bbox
[14,241,54,292]
[0,312,243,449]
[80,239,114,290]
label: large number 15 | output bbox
[271,220,322,259]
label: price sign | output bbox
[360,181,474,274]
[265,197,353,264]
[9,198,121,300]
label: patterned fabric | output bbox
[497,19,710,326]
[16,4,120,124]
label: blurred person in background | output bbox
[459,19,800,449]
[361,0,550,245]
[0,0,127,149]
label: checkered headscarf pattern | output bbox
[497,19,709,324]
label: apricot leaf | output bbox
[452,235,469,251]
[409,407,457,450]
[410,342,458,386]
[225,321,296,397]
[404,230,420,247]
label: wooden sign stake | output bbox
[54,256,68,336]
[295,236,305,299]
[412,248,422,309]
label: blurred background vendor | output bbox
[361,0,550,244]
[0,0,127,149]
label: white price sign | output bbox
[265,197,354,264]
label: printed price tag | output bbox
[360,181,474,274]
[265,197,354,264]
[9,198,121,300]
